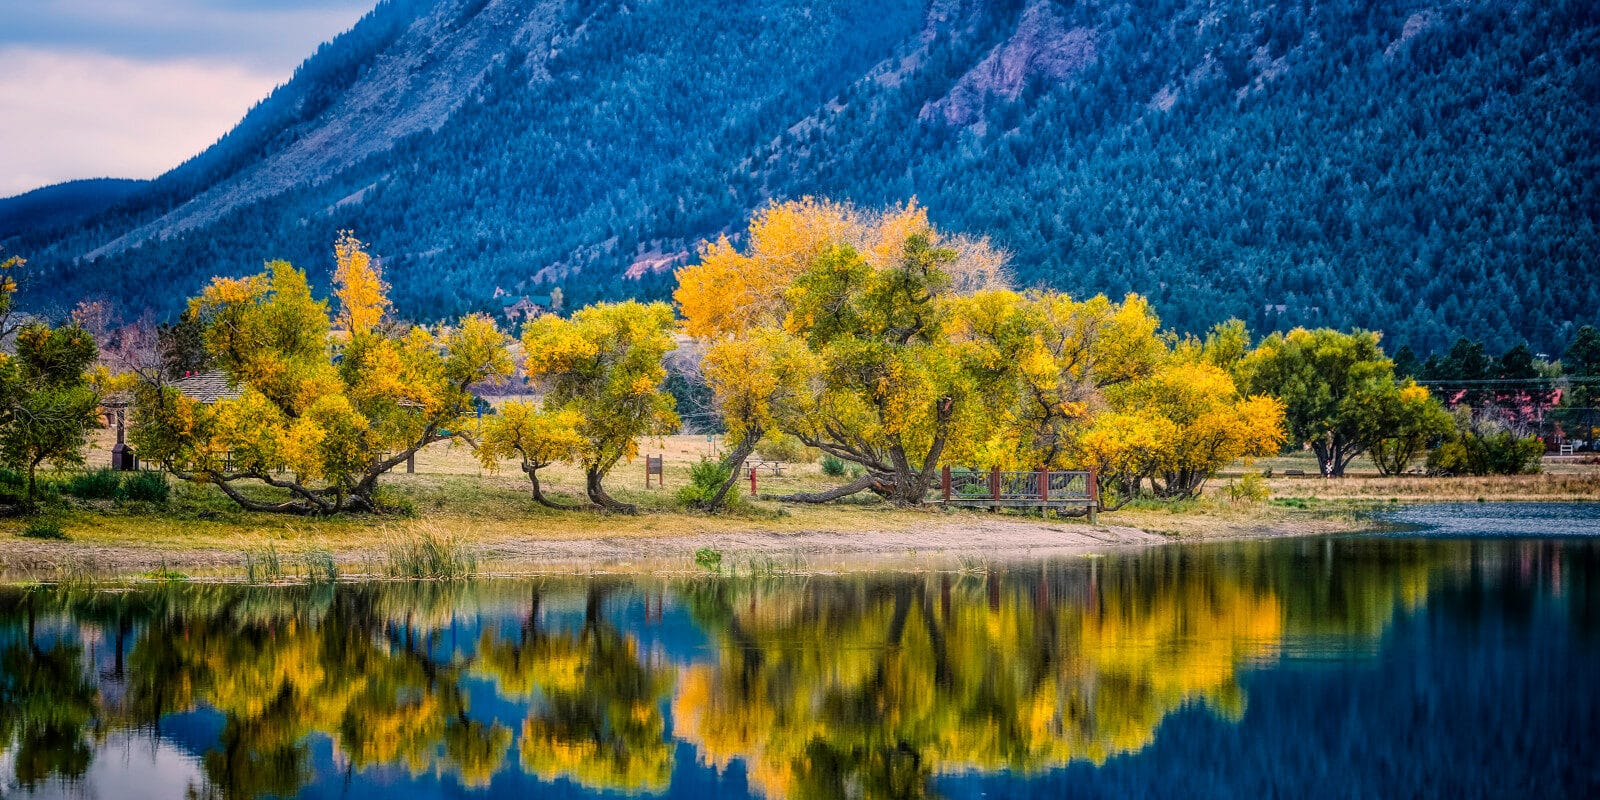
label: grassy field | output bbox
[1,429,1594,582]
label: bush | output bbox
[1427,432,1543,476]
[65,469,123,500]
[20,518,65,539]
[118,471,171,504]
[677,458,739,509]
[694,547,723,573]
[1221,472,1270,504]
[1427,413,1544,476]
[821,454,847,477]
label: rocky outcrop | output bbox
[921,1,1098,128]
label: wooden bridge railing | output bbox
[935,466,1100,522]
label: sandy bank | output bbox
[1,513,1363,581]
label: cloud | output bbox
[2,1,376,69]
[0,1,375,196]
[0,47,282,196]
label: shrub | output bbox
[66,469,123,500]
[821,454,847,477]
[1427,415,1544,476]
[677,458,739,509]
[118,471,171,504]
[694,547,723,573]
[20,518,65,539]
[1221,472,1270,504]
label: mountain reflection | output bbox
[0,537,1590,798]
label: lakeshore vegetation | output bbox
[0,200,1587,544]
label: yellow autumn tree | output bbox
[1069,324,1286,502]
[520,301,678,513]
[131,237,512,514]
[948,290,1166,470]
[675,199,1012,505]
[477,403,584,508]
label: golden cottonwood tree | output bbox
[1064,325,1285,502]
[132,237,512,514]
[520,301,678,513]
[695,328,815,510]
[476,403,584,508]
[949,290,1166,470]
[778,235,988,504]
[676,199,1011,506]
[1102,360,1285,498]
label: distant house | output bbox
[502,295,555,325]
[171,370,243,404]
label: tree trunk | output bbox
[525,464,577,510]
[772,473,881,503]
[703,434,759,512]
[585,468,635,514]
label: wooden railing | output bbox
[935,466,1100,521]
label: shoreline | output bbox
[1,509,1367,583]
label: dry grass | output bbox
[1220,450,1600,501]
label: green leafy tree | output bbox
[1366,382,1456,475]
[520,301,679,513]
[1240,328,1396,477]
[0,324,101,505]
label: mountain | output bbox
[3,0,1596,354]
[0,179,147,239]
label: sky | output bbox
[0,0,377,198]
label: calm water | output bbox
[2,505,1598,799]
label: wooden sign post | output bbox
[645,455,664,488]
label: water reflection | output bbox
[0,533,1596,798]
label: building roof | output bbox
[171,370,243,404]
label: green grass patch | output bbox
[385,529,477,580]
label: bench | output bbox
[744,459,785,476]
[1283,469,1307,477]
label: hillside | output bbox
[2,0,1595,354]
[0,179,147,239]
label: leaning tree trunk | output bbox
[585,468,636,514]
[525,463,577,510]
[703,433,760,512]
[772,473,883,503]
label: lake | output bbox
[2,503,1597,798]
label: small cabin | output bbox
[171,370,243,404]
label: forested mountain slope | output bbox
[3,0,1595,353]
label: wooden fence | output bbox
[934,466,1100,521]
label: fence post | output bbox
[941,465,952,502]
[749,466,758,497]
[1087,467,1100,525]
[1038,467,1049,502]
[989,466,1001,502]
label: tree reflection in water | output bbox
[0,537,1585,798]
